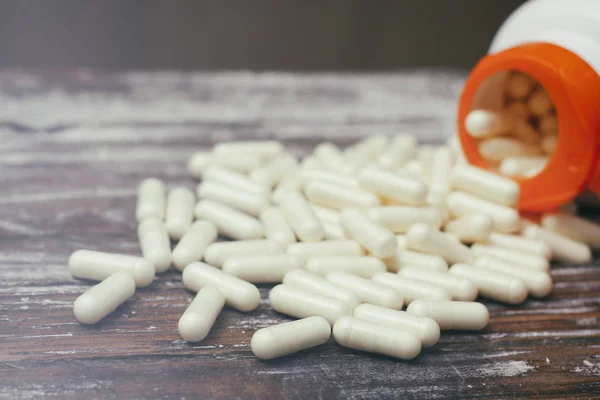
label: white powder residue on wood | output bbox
[479,361,535,377]
[573,360,600,376]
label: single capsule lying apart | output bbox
[73,272,136,324]
[353,303,440,348]
[138,218,172,273]
[251,316,331,360]
[406,300,489,331]
[269,284,352,325]
[178,286,225,343]
[183,262,260,312]
[332,316,422,360]
[69,250,155,288]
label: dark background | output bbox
[0,0,526,70]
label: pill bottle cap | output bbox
[458,42,600,212]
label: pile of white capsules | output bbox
[466,70,557,178]
[68,134,599,361]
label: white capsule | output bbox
[287,240,364,259]
[222,254,304,283]
[278,191,325,242]
[165,187,195,239]
[486,231,552,260]
[283,269,362,309]
[194,200,264,240]
[249,154,298,188]
[204,240,283,268]
[406,223,474,265]
[372,272,451,303]
[259,207,296,248]
[406,300,489,330]
[271,175,302,205]
[340,208,397,258]
[187,152,262,177]
[301,156,325,171]
[542,135,557,155]
[305,180,380,211]
[323,221,347,240]
[269,284,352,325]
[313,142,347,170]
[398,267,478,301]
[401,160,428,183]
[449,263,527,304]
[136,178,166,222]
[306,256,386,278]
[479,138,542,162]
[507,71,535,98]
[197,181,269,217]
[69,250,155,288]
[137,218,172,273]
[539,114,558,135]
[252,316,331,360]
[450,164,520,206]
[426,191,450,224]
[383,250,448,273]
[377,135,417,169]
[183,262,260,312]
[542,212,600,250]
[299,169,358,189]
[470,244,549,271]
[429,147,455,195]
[499,156,548,178]
[178,286,225,343]
[333,316,421,360]
[345,135,389,162]
[172,221,218,271]
[464,110,513,138]
[474,256,552,298]
[398,250,449,272]
[73,272,136,324]
[202,165,269,196]
[446,191,520,233]
[326,272,403,310]
[444,214,493,243]
[212,140,284,159]
[358,167,427,205]
[353,304,440,348]
[523,224,592,264]
[528,87,553,116]
[310,204,341,224]
[367,206,442,233]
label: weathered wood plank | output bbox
[0,70,599,399]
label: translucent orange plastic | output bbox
[458,43,600,212]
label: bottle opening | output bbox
[466,69,557,179]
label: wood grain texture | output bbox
[1,70,599,400]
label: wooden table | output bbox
[1,70,599,399]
